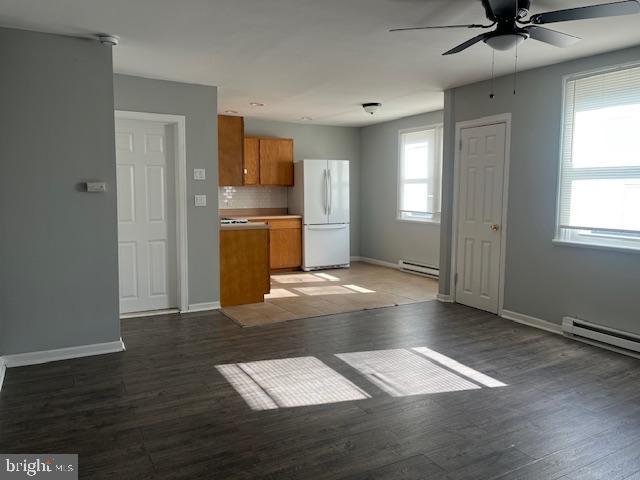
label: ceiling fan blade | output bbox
[443,32,491,55]
[530,0,640,24]
[389,23,491,32]
[526,26,581,46]
[485,0,520,19]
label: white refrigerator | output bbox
[289,159,350,271]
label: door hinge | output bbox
[454,272,458,285]
[459,139,463,151]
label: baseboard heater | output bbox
[562,316,640,359]
[398,259,439,279]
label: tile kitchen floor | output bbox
[222,261,438,327]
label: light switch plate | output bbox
[194,168,206,180]
[86,182,107,193]
[194,194,207,207]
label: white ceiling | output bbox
[2,0,640,126]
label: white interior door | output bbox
[455,123,506,314]
[116,118,177,314]
[328,160,350,224]
[303,160,329,225]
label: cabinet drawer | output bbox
[266,218,301,230]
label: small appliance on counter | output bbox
[220,217,249,225]
[288,159,350,271]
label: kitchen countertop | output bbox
[220,222,269,230]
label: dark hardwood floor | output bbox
[2,301,640,479]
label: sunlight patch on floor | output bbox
[412,347,507,388]
[216,357,370,411]
[314,273,340,281]
[217,345,506,410]
[271,273,326,284]
[293,286,356,296]
[336,349,482,396]
[343,284,376,293]
[265,288,299,299]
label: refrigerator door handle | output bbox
[328,168,332,216]
[323,169,328,214]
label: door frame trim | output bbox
[115,110,189,314]
[450,113,511,315]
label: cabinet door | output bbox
[243,137,259,185]
[259,138,294,186]
[269,228,302,269]
[218,115,244,186]
[267,219,302,269]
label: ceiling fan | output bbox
[390,0,640,55]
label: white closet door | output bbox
[116,119,177,314]
[455,123,506,314]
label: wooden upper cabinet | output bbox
[218,115,244,186]
[259,138,294,186]
[243,137,260,185]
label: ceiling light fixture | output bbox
[301,116,313,121]
[362,103,382,115]
[484,33,528,51]
[97,34,119,46]
[249,102,264,107]
[224,110,239,115]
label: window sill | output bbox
[396,217,441,226]
[552,238,640,255]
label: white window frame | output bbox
[554,62,640,254]
[397,124,443,224]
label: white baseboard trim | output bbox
[0,358,6,393]
[354,256,399,270]
[121,308,179,319]
[186,302,221,313]
[501,309,562,335]
[3,338,126,368]
[436,293,454,303]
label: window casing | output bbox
[398,125,443,223]
[556,64,640,252]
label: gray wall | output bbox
[0,28,120,355]
[440,45,640,334]
[244,118,361,255]
[360,111,444,267]
[113,75,219,306]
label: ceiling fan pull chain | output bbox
[513,42,519,95]
[489,49,495,99]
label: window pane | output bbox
[569,178,640,231]
[402,183,428,213]
[404,143,429,180]
[574,104,640,168]
[558,65,640,239]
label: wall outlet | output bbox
[194,168,206,180]
[195,195,207,207]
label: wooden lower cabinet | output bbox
[220,227,270,307]
[249,218,302,270]
[269,226,302,270]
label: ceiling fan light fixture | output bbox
[484,33,528,51]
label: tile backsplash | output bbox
[219,186,288,209]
